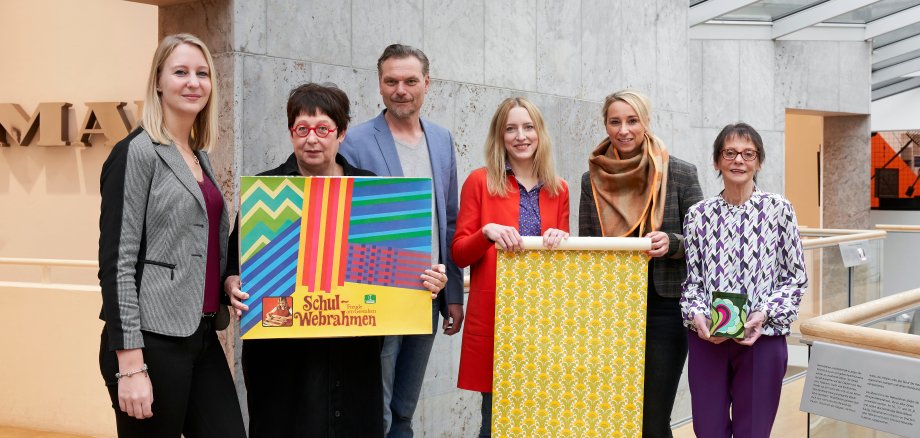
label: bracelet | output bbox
[115,363,149,381]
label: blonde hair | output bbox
[485,97,561,197]
[141,33,218,151]
[601,89,666,155]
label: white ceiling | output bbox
[689,0,920,100]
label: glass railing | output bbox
[800,289,920,437]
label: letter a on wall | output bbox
[492,237,650,436]
[238,176,434,339]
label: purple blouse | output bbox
[680,190,807,336]
[508,166,543,237]
[198,176,224,313]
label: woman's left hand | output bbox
[645,231,670,258]
[736,311,765,346]
[542,228,569,250]
[421,264,448,299]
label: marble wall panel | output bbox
[803,41,840,112]
[234,0,266,54]
[311,64,382,125]
[757,129,785,195]
[687,39,703,128]
[562,98,605,233]
[700,40,740,128]
[655,0,688,114]
[451,84,509,187]
[238,54,312,176]
[774,41,808,128]
[823,115,870,229]
[580,0,622,102]
[689,126,723,198]
[536,0,582,97]
[838,42,872,114]
[618,1,658,103]
[484,0,537,91]
[739,41,775,131]
[669,111,692,160]
[422,79,461,135]
[211,52,242,205]
[265,0,352,65]
[423,0,484,83]
[653,109,675,159]
[351,0,424,71]
[159,0,232,54]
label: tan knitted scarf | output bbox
[588,134,669,237]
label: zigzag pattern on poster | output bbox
[240,178,303,264]
[345,244,431,290]
[239,219,300,333]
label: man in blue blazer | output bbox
[340,44,464,438]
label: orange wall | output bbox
[784,113,823,228]
[0,1,157,436]
[0,0,157,265]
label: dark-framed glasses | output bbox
[721,149,758,161]
[291,123,336,138]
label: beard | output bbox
[386,98,419,119]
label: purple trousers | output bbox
[687,333,788,438]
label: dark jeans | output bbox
[382,301,439,438]
[479,392,492,437]
[99,318,246,438]
[642,291,688,438]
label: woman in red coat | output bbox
[452,97,570,437]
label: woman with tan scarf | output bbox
[579,89,702,438]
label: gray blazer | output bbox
[99,128,230,351]
[579,156,703,298]
[339,110,463,317]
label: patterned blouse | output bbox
[680,189,808,336]
[507,165,544,237]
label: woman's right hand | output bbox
[115,349,153,420]
[482,223,523,251]
[692,313,728,344]
[223,275,249,317]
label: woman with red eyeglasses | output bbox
[222,83,448,437]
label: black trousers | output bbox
[99,318,246,438]
[642,291,688,438]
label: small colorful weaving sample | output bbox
[238,176,434,339]
[709,291,748,339]
[493,248,649,437]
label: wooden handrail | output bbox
[875,224,920,233]
[800,288,920,358]
[801,230,886,250]
[0,257,98,268]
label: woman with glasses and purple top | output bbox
[680,122,808,438]
[221,83,448,438]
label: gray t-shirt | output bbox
[394,136,438,266]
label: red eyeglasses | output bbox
[290,123,337,138]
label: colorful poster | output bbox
[238,176,434,339]
[492,237,651,437]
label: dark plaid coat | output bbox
[579,157,703,298]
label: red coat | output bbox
[452,167,570,392]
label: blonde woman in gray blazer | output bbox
[97,34,245,438]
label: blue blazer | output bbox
[340,110,463,317]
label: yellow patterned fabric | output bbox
[493,249,648,437]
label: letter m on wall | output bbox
[0,103,70,146]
